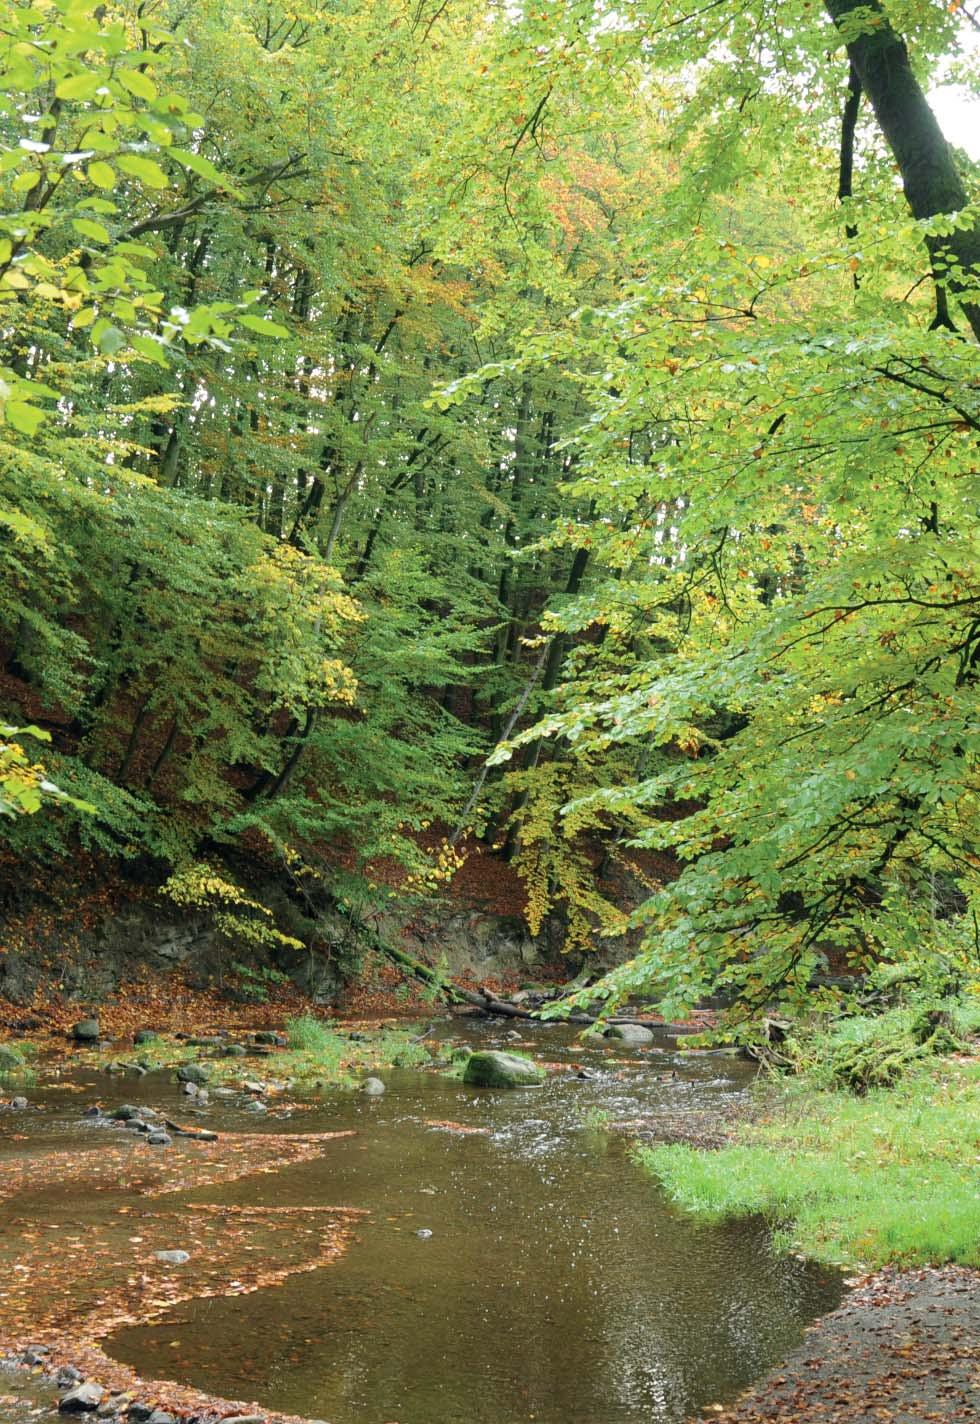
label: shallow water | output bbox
[1,1021,842,1424]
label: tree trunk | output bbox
[824,0,980,341]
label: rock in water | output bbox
[146,1132,172,1146]
[462,1051,546,1088]
[360,1077,385,1096]
[154,1249,190,1264]
[9,1095,28,1110]
[176,1062,211,1085]
[182,1080,199,1097]
[243,1098,267,1113]
[59,1384,103,1413]
[603,1023,655,1044]
[72,1019,100,1043]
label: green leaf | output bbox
[55,72,103,101]
[87,160,116,190]
[5,401,45,435]
[72,217,111,244]
[116,153,169,189]
[237,314,290,338]
[116,68,158,102]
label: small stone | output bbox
[505,1030,522,1041]
[71,1019,100,1043]
[242,1098,267,1113]
[176,1062,211,1085]
[125,1119,149,1133]
[196,1087,209,1103]
[154,1249,190,1264]
[60,1384,103,1413]
[222,1044,247,1057]
[21,1347,48,1366]
[146,1132,172,1146]
[182,1080,199,1097]
[146,1410,175,1424]
[252,1031,281,1046]
[415,1228,433,1239]
[109,1104,142,1121]
[360,1077,385,1096]
[243,1080,266,1094]
[82,1106,102,1118]
[9,1095,28,1110]
[96,1404,118,1418]
[127,1404,154,1422]
[213,1086,236,1097]
[55,1366,83,1388]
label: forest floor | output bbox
[696,1265,980,1423]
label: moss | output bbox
[462,1050,546,1087]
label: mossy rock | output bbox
[0,1044,24,1071]
[449,1046,473,1064]
[604,1023,654,1044]
[72,1019,100,1042]
[462,1050,546,1088]
[176,1062,212,1085]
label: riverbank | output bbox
[691,1264,980,1424]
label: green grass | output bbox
[286,1014,340,1054]
[635,1060,980,1269]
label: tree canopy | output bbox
[0,0,977,1027]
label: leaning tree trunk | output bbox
[824,0,980,342]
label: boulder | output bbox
[462,1051,546,1088]
[72,1020,100,1043]
[360,1077,385,1096]
[9,1095,28,1110]
[133,1029,159,1046]
[176,1063,211,1085]
[146,1132,172,1146]
[603,1023,655,1044]
[222,1044,247,1057]
[59,1384,103,1413]
[109,1104,143,1121]
[0,1044,24,1071]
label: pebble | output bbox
[9,1096,28,1110]
[360,1077,385,1096]
[55,1366,82,1388]
[415,1228,433,1239]
[146,1132,172,1147]
[154,1249,190,1265]
[242,1099,267,1114]
[182,1081,198,1097]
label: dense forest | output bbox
[0,0,978,1030]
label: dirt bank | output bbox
[695,1265,980,1423]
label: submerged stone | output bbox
[462,1050,546,1088]
[360,1077,385,1095]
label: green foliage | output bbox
[286,1014,336,1054]
[637,1061,980,1268]
[779,1007,966,1092]
[230,961,289,1003]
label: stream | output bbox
[0,1021,842,1424]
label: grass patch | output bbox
[636,1060,980,1269]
